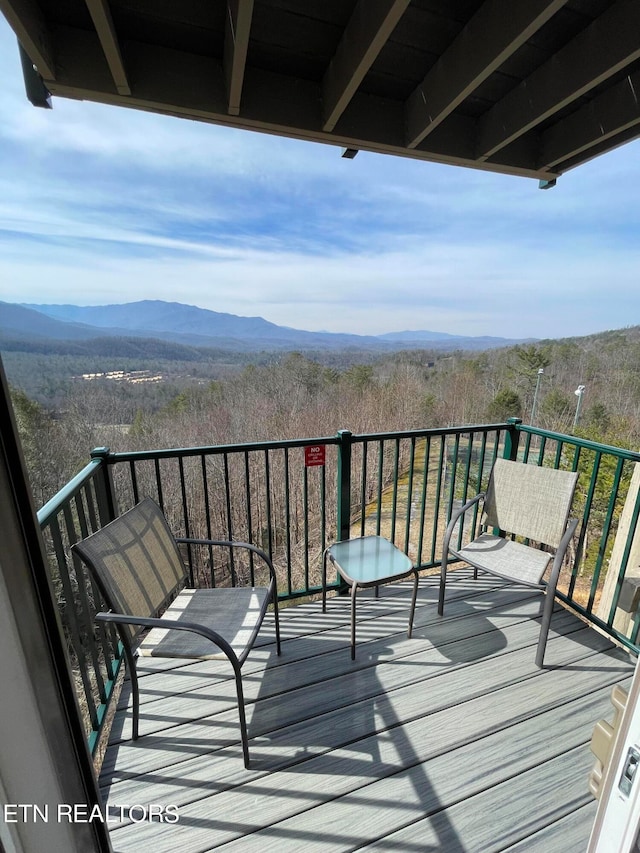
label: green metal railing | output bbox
[515,421,640,652]
[37,457,122,755]
[37,419,640,755]
[93,435,341,599]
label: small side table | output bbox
[322,535,419,659]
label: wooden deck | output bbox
[100,568,634,853]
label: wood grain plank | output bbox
[101,604,594,779]
[101,568,630,853]
[355,747,598,852]
[103,639,628,833]
[501,801,598,852]
[110,685,622,851]
[104,666,619,834]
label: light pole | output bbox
[531,368,544,424]
[573,385,586,428]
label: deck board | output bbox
[101,569,633,852]
[501,802,598,852]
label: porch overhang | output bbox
[1,0,640,182]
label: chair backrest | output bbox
[72,498,187,638]
[483,458,578,548]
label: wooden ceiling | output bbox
[2,0,640,181]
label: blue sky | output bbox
[0,17,638,339]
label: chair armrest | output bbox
[175,538,279,591]
[443,492,486,556]
[95,611,241,667]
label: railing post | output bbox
[90,447,118,525]
[503,418,522,461]
[336,430,352,542]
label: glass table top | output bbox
[328,536,414,585]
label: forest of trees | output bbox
[6,325,640,509]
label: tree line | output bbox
[6,324,640,509]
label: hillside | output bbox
[0,302,105,341]
[9,320,640,512]
[4,300,640,443]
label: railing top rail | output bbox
[96,434,343,463]
[349,423,511,443]
[37,457,104,528]
[98,423,515,466]
[517,424,640,462]
[74,421,639,485]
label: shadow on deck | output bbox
[100,568,633,852]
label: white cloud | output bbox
[1,15,639,343]
[2,230,637,338]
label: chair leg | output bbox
[123,644,140,740]
[536,546,568,667]
[232,666,251,769]
[536,590,555,668]
[438,556,447,616]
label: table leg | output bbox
[408,569,419,638]
[321,548,329,612]
[350,582,358,660]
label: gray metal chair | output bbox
[438,458,579,667]
[72,497,281,768]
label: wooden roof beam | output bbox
[84,0,130,96]
[42,29,549,180]
[477,0,640,162]
[322,0,410,132]
[539,69,640,171]
[404,0,566,150]
[556,123,640,174]
[224,0,254,116]
[0,0,55,81]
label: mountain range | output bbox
[0,300,528,354]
